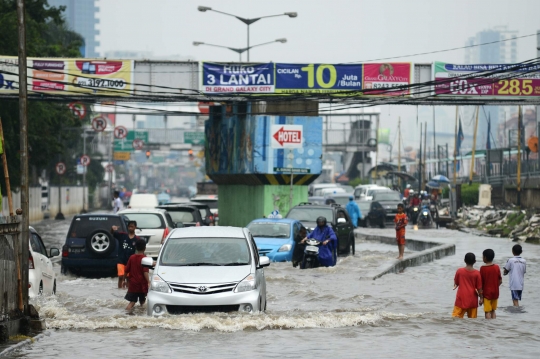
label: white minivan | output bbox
[354,184,385,200]
[29,227,59,297]
[128,193,159,208]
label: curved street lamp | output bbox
[197,6,297,61]
[193,39,287,62]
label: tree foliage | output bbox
[0,0,86,192]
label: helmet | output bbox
[316,216,327,227]
[406,184,411,189]
[409,189,415,195]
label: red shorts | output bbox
[396,231,406,245]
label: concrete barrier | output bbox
[355,232,455,280]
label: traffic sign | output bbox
[91,116,107,132]
[68,102,86,119]
[105,164,114,173]
[268,210,282,219]
[114,152,131,161]
[113,131,148,152]
[184,132,205,145]
[270,125,303,148]
[132,139,144,150]
[55,162,66,175]
[80,155,91,166]
[114,126,128,139]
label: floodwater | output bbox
[8,218,540,358]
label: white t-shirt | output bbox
[113,197,124,213]
[504,256,526,290]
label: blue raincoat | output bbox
[307,225,338,267]
[346,200,361,228]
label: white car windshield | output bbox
[160,237,251,266]
[248,222,290,238]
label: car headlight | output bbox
[151,275,172,293]
[277,244,292,252]
[423,211,429,215]
[234,274,256,293]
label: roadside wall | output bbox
[505,188,540,208]
[1,187,88,224]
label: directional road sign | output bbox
[91,116,107,132]
[114,131,148,152]
[55,162,66,175]
[80,155,91,166]
[273,167,311,174]
[184,131,205,145]
[270,125,303,148]
[114,126,128,139]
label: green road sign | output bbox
[184,132,205,145]
[273,167,311,174]
[114,130,149,151]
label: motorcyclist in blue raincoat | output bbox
[301,216,338,267]
[346,196,361,228]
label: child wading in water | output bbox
[480,249,502,319]
[394,203,408,259]
[453,253,483,318]
[124,239,150,313]
[504,244,526,307]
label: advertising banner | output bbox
[0,56,134,96]
[363,63,412,96]
[434,62,540,97]
[201,62,274,93]
[275,63,363,93]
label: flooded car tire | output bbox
[86,230,115,257]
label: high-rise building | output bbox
[464,26,518,149]
[48,0,100,58]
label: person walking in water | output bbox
[113,190,123,213]
[346,196,361,228]
[480,249,502,319]
[452,253,483,319]
[394,203,408,259]
[124,239,150,313]
[504,244,526,307]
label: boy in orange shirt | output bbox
[394,203,408,260]
[453,252,483,318]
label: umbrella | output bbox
[427,181,441,189]
[431,174,450,183]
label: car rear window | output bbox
[167,210,195,223]
[247,222,290,238]
[331,197,350,206]
[121,213,164,229]
[192,199,218,209]
[69,216,123,238]
[373,192,401,201]
[286,208,334,222]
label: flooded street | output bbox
[10,218,540,358]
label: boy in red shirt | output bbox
[452,252,483,318]
[124,239,150,313]
[480,249,502,319]
[394,203,408,260]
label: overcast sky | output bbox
[96,0,540,155]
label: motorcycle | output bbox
[408,205,420,224]
[429,203,439,229]
[417,202,433,228]
[302,239,322,269]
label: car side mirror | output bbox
[258,256,270,268]
[175,222,184,228]
[49,247,60,258]
[337,218,346,224]
[142,257,154,269]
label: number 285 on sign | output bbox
[494,79,540,96]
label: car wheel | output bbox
[53,280,56,295]
[380,220,386,229]
[86,230,116,257]
[349,232,355,255]
[38,281,43,296]
[366,218,372,228]
[264,296,267,311]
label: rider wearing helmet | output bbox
[301,216,338,267]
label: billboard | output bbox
[205,115,322,176]
[363,63,412,96]
[0,56,134,96]
[201,62,274,93]
[434,62,540,97]
[275,63,363,93]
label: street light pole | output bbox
[193,39,286,61]
[197,6,297,62]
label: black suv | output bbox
[167,202,215,225]
[286,203,355,255]
[157,204,208,227]
[61,214,128,275]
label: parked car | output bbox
[29,227,59,297]
[143,226,270,316]
[169,201,216,225]
[372,191,402,222]
[324,193,353,206]
[118,208,175,259]
[319,187,346,196]
[356,200,371,227]
[191,195,219,223]
[286,203,355,255]
[157,204,208,227]
[309,183,340,196]
[128,193,158,208]
[359,201,387,228]
[247,218,304,262]
[61,214,128,275]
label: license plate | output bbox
[69,248,85,254]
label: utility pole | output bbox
[432,107,436,168]
[55,133,64,220]
[517,106,522,207]
[398,117,401,189]
[423,122,427,189]
[16,0,30,314]
[82,130,87,213]
[374,115,380,183]
[469,106,480,185]
[418,123,423,193]
[452,107,459,218]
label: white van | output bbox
[354,185,384,200]
[128,193,159,208]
